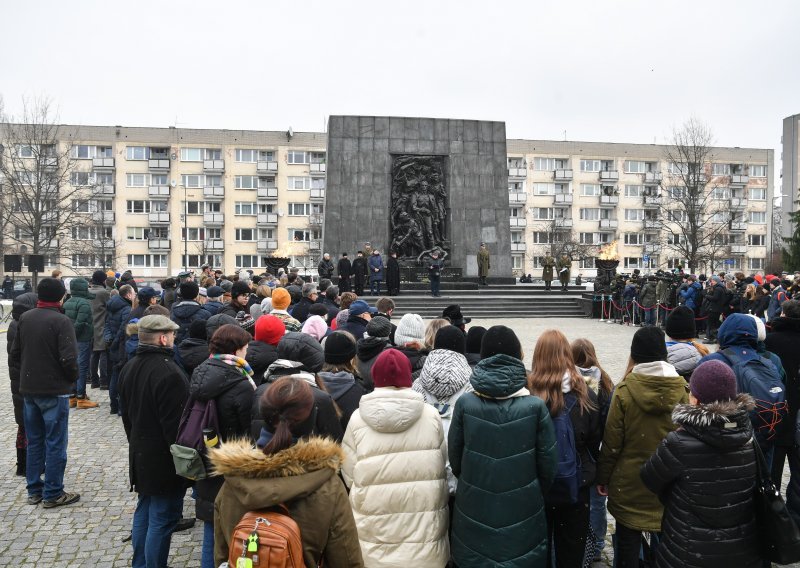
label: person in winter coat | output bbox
[367,249,384,295]
[639,277,658,326]
[171,281,211,345]
[117,315,189,568]
[104,284,134,415]
[386,250,401,295]
[679,275,702,311]
[189,324,256,568]
[393,313,428,380]
[7,292,36,476]
[596,326,688,568]
[464,326,486,367]
[269,288,302,332]
[302,314,330,342]
[337,300,372,340]
[177,319,210,376]
[88,270,111,389]
[767,276,789,321]
[129,286,160,322]
[752,284,771,319]
[318,253,335,279]
[641,360,761,568]
[355,317,391,392]
[351,251,368,296]
[245,314,283,381]
[664,305,709,381]
[528,329,601,567]
[428,250,443,297]
[337,252,353,293]
[318,331,365,430]
[210,377,363,567]
[160,278,177,310]
[448,325,557,567]
[292,283,318,324]
[740,283,757,314]
[342,349,450,567]
[203,285,224,316]
[217,280,252,319]
[542,252,556,290]
[477,242,490,286]
[703,275,726,343]
[63,277,99,409]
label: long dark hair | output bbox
[259,377,314,455]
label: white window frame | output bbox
[234,202,257,216]
[287,176,312,190]
[581,184,601,196]
[235,228,257,241]
[287,151,309,164]
[180,148,203,162]
[580,159,601,172]
[749,211,767,224]
[182,174,204,188]
[748,187,766,200]
[750,165,767,178]
[126,146,149,160]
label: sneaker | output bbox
[27,494,43,505]
[69,396,77,408]
[42,492,80,509]
[173,517,196,532]
[76,396,99,409]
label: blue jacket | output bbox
[768,286,788,321]
[679,281,701,310]
[171,300,211,345]
[623,284,637,302]
[367,254,384,282]
[699,313,763,367]
[203,301,223,316]
[104,295,132,354]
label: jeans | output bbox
[24,396,69,500]
[131,491,184,568]
[109,350,121,414]
[91,349,110,386]
[706,312,721,340]
[370,280,381,295]
[430,275,440,297]
[589,490,608,558]
[201,521,215,568]
[644,307,656,326]
[546,494,590,568]
[75,341,92,397]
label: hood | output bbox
[209,437,341,509]
[190,358,251,400]
[69,278,95,299]
[107,293,130,314]
[691,281,702,291]
[12,292,37,321]
[358,388,424,433]
[179,337,208,350]
[172,301,205,319]
[126,321,139,336]
[245,340,279,366]
[265,359,317,387]
[413,349,473,401]
[770,316,800,334]
[624,363,687,415]
[277,332,324,373]
[671,394,755,450]
[470,354,528,398]
[717,313,759,349]
[356,336,388,361]
[318,371,356,401]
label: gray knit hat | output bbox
[394,313,425,347]
[366,317,392,339]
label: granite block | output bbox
[389,138,404,153]
[343,138,358,153]
[419,140,434,153]
[463,121,478,142]
[358,117,375,137]
[463,141,479,155]
[493,122,506,142]
[329,116,344,135]
[434,119,449,141]
[359,137,374,151]
[480,121,494,143]
[404,139,419,153]
[434,140,450,155]
[450,140,463,154]
[374,138,389,152]
[419,118,434,141]
[389,117,405,139]
[374,117,390,138]
[403,117,420,140]
[449,120,464,140]
[343,117,359,138]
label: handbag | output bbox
[752,437,800,563]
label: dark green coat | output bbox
[557,256,571,284]
[64,278,95,343]
[477,248,490,277]
[448,354,557,567]
[542,256,555,281]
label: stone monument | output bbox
[323,116,511,280]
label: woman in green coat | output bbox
[448,325,557,567]
[595,327,688,568]
[63,277,97,407]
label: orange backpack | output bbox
[228,507,305,568]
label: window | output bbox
[180,148,203,162]
[580,233,610,245]
[710,187,729,200]
[534,183,555,195]
[624,185,643,197]
[260,176,277,189]
[206,228,222,239]
[73,200,92,213]
[750,165,767,177]
[510,207,523,218]
[126,173,148,187]
[184,201,203,215]
[624,257,641,269]
[127,254,168,268]
[625,209,645,221]
[126,146,149,160]
[668,162,687,175]
[666,234,683,245]
[127,227,151,240]
[72,145,94,159]
[510,231,523,243]
[206,175,223,187]
[151,174,168,186]
[624,233,644,245]
[235,176,258,189]
[749,211,767,224]
[126,200,151,214]
[511,256,523,270]
[667,186,686,199]
[310,152,326,164]
[205,148,222,160]
[749,234,765,246]
[16,145,35,158]
[235,202,257,215]
[507,157,525,169]
[182,175,204,188]
[287,151,308,164]
[235,149,259,163]
[95,172,113,185]
[579,257,596,269]
[624,161,647,174]
[669,210,688,223]
[289,203,311,216]
[580,208,600,221]
[712,163,731,176]
[749,187,766,200]
[72,226,112,240]
[206,201,221,213]
[581,184,601,196]
[289,229,320,242]
[508,181,525,192]
[532,232,553,244]
[259,228,275,239]
[150,147,169,159]
[580,159,601,172]
[533,157,555,170]
[749,258,765,270]
[287,176,312,190]
[236,255,261,268]
[532,207,566,220]
[71,172,92,186]
[235,229,256,241]
[181,228,206,241]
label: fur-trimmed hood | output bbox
[672,394,755,449]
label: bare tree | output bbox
[531,218,599,261]
[656,118,731,273]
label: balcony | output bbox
[310,188,325,200]
[310,163,327,176]
[599,219,618,229]
[148,238,171,251]
[257,213,278,225]
[554,194,573,204]
[203,159,225,173]
[309,214,323,226]
[203,212,224,225]
[256,161,278,173]
[600,195,619,206]
[203,186,225,200]
[730,197,746,210]
[206,239,224,251]
[507,167,527,179]
[730,221,746,232]
[730,244,748,254]
[148,158,170,171]
[92,211,115,223]
[730,174,749,186]
[92,184,115,196]
[309,240,322,251]
[643,195,661,207]
[643,218,660,230]
[599,170,619,181]
[643,172,663,185]
[91,238,114,249]
[41,238,59,249]
[42,157,58,170]
[257,187,278,200]
[509,217,527,228]
[148,212,170,224]
[557,219,574,229]
[92,157,115,169]
[508,192,527,204]
[643,243,660,255]
[511,242,526,252]
[41,211,58,224]
[148,185,170,198]
[257,239,278,252]
[554,169,573,181]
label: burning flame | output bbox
[271,241,305,258]
[598,240,619,261]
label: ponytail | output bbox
[259,377,314,456]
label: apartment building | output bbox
[1,125,774,279]
[782,113,800,240]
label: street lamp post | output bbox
[183,184,188,271]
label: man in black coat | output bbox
[337,252,352,293]
[352,251,368,296]
[386,250,401,296]
[118,315,189,568]
[702,275,726,343]
[317,253,334,279]
[291,283,318,324]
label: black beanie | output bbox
[434,325,466,355]
[37,277,66,302]
[324,331,357,364]
[481,325,522,360]
[188,319,207,340]
[466,326,487,354]
[180,281,199,300]
[92,270,107,286]
[665,306,696,340]
[231,280,251,299]
[630,326,668,364]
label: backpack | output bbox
[228,507,305,568]
[546,393,581,505]
[170,396,220,480]
[721,348,788,445]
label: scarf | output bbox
[211,354,257,390]
[36,300,62,311]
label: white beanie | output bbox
[747,313,767,342]
[239,268,251,283]
[394,313,425,347]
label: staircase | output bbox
[359,285,587,319]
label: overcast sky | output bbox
[2,0,798,162]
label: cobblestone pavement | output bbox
[0,320,793,567]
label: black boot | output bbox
[16,447,26,476]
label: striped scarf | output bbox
[211,354,257,390]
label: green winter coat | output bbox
[596,362,688,532]
[542,256,555,282]
[477,248,490,277]
[448,354,557,568]
[64,278,95,343]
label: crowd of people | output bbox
[6,262,800,567]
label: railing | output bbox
[554,194,573,204]
[730,244,748,254]
[599,219,618,229]
[730,174,749,186]
[148,158,170,170]
[257,187,278,199]
[643,219,659,229]
[643,172,663,184]
[148,238,171,250]
[256,161,278,173]
[600,195,619,205]
[509,217,527,227]
[93,184,115,196]
[309,214,323,226]
[92,157,115,169]
[310,163,327,175]
[730,197,746,209]
[257,239,278,252]
[310,188,325,200]
[599,170,619,181]
[643,195,661,206]
[309,240,322,250]
[203,186,225,199]
[730,222,747,231]
[148,212,170,224]
[203,212,224,225]
[507,167,527,178]
[257,213,278,225]
[508,192,527,204]
[554,169,573,181]
[206,239,224,250]
[511,242,526,252]
[203,159,225,172]
[148,185,170,198]
[92,211,115,223]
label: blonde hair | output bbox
[256,284,272,299]
[529,329,593,416]
[424,318,450,351]
[570,338,613,397]
[744,283,756,301]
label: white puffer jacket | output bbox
[342,387,449,568]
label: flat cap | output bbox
[137,315,179,333]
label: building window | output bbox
[581,184,601,196]
[534,183,555,195]
[579,257,596,269]
[72,226,112,240]
[509,181,525,192]
[750,165,767,177]
[669,210,688,223]
[180,148,203,162]
[512,256,523,270]
[624,185,643,197]
[150,174,168,186]
[287,151,308,164]
[749,211,766,224]
[711,187,729,200]
[712,163,731,176]
[235,149,258,162]
[126,146,149,160]
[127,254,168,267]
[127,227,150,240]
[625,209,645,221]
[748,234,766,246]
[580,208,599,221]
[126,173,148,187]
[206,175,223,187]
[70,172,92,186]
[288,203,311,216]
[287,176,312,190]
[532,232,553,244]
[580,159,601,172]
[749,187,766,200]
[181,228,206,241]
[749,258,765,270]
[236,255,261,268]
[624,233,643,245]
[310,152,326,164]
[126,200,151,214]
[668,186,686,199]
[624,161,648,174]
[289,229,320,242]
[580,232,609,245]
[182,175,204,188]
[532,208,566,220]
[235,228,256,241]
[184,201,204,215]
[235,176,258,189]
[235,202,257,216]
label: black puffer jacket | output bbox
[395,346,427,381]
[765,316,800,447]
[171,301,211,345]
[565,388,602,491]
[245,340,278,382]
[641,395,760,568]
[355,336,388,392]
[177,337,209,376]
[291,297,316,324]
[277,332,325,373]
[7,293,37,427]
[189,357,255,521]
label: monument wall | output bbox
[323,116,512,278]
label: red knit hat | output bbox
[254,315,285,346]
[372,349,413,389]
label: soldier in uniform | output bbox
[477,243,490,286]
[557,254,572,291]
[542,253,556,291]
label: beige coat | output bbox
[342,387,450,567]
